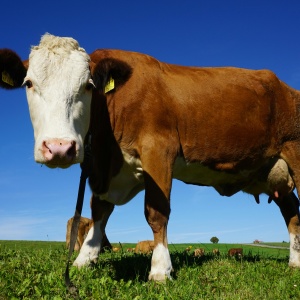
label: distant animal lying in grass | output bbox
[135,240,155,254]
[193,248,205,257]
[228,248,243,257]
[212,249,220,255]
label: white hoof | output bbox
[73,221,102,267]
[289,233,300,268]
[73,250,98,268]
[148,243,172,282]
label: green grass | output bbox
[0,241,299,299]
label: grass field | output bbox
[0,240,299,299]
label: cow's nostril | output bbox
[67,141,76,158]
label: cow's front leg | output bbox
[73,195,114,267]
[142,145,175,281]
[273,192,300,267]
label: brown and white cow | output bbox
[1,33,300,281]
[228,248,243,257]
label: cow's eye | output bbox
[85,83,93,91]
[23,80,33,88]
[85,79,95,91]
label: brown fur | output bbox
[126,247,135,252]
[228,248,243,257]
[212,249,220,255]
[135,240,155,254]
[87,49,300,275]
[194,248,205,257]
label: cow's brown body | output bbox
[89,49,298,199]
[1,35,300,281]
[87,49,300,280]
[228,248,243,257]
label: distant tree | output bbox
[210,236,219,244]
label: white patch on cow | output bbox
[173,157,293,196]
[99,151,144,205]
[148,243,172,281]
[173,157,240,186]
[173,157,250,196]
[25,34,92,166]
[73,221,102,267]
[289,233,300,267]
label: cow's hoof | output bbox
[148,272,172,282]
[289,261,300,268]
[73,259,88,268]
[73,256,97,268]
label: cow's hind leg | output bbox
[279,142,300,266]
[73,195,114,267]
[273,192,300,267]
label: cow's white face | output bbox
[24,34,93,168]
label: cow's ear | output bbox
[0,49,27,89]
[91,58,132,94]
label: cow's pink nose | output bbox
[42,139,76,166]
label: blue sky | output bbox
[1,0,300,244]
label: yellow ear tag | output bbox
[104,77,115,93]
[2,71,14,86]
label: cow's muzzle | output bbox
[41,139,77,168]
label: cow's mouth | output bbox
[44,161,76,169]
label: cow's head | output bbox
[0,34,94,168]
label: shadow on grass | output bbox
[89,252,150,281]
[90,248,290,283]
[91,251,221,282]
[240,250,289,264]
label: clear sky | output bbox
[1,0,300,244]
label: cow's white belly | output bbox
[173,157,245,186]
[99,154,247,204]
[99,154,293,203]
[173,157,294,197]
